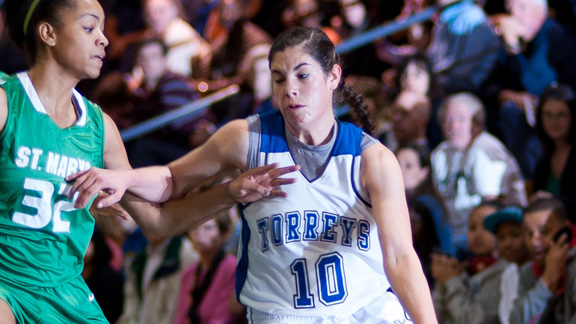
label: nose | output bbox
[98,30,109,48]
[285,79,298,98]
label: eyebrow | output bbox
[81,13,101,21]
[271,62,310,75]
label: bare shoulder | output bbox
[0,86,6,133]
[102,112,131,170]
[361,142,399,169]
[360,142,404,194]
[168,118,250,184]
[205,118,251,168]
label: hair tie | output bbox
[23,0,41,36]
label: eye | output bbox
[273,77,285,84]
[84,27,95,33]
[298,73,309,79]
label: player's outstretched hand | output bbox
[66,168,130,210]
[230,163,300,203]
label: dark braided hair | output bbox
[3,0,76,64]
[269,26,376,135]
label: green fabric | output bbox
[0,275,108,323]
[0,72,105,288]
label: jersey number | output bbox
[290,252,348,308]
[12,178,75,232]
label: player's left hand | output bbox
[229,163,300,203]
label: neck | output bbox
[27,64,82,129]
[199,249,221,271]
[287,117,336,146]
[554,140,571,152]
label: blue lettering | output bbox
[272,214,283,246]
[321,213,338,243]
[286,212,301,243]
[304,211,319,241]
[357,220,370,251]
[257,218,269,251]
[340,217,356,247]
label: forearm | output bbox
[386,250,438,324]
[124,166,174,203]
[121,183,237,240]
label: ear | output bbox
[328,64,342,90]
[38,22,56,47]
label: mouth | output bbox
[92,54,105,64]
[288,104,304,109]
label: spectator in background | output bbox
[387,54,445,150]
[389,89,432,154]
[375,0,434,68]
[100,0,149,70]
[532,84,576,218]
[431,93,526,253]
[117,234,197,324]
[195,0,273,123]
[127,38,214,167]
[509,198,575,324]
[482,0,576,181]
[482,206,530,324]
[431,202,507,324]
[281,0,341,44]
[331,0,389,79]
[91,71,135,130]
[143,0,212,78]
[427,0,500,95]
[173,212,245,324]
[396,144,455,285]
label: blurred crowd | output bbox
[1,0,576,323]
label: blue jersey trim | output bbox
[236,212,251,299]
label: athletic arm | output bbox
[88,116,297,239]
[361,144,438,324]
[69,118,251,207]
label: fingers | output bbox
[65,169,90,182]
[94,191,123,209]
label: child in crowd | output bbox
[482,206,531,324]
[509,198,576,324]
[432,202,511,324]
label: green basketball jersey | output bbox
[0,72,105,287]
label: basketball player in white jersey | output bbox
[69,26,438,324]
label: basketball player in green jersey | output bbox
[0,1,296,323]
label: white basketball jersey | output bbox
[237,112,392,317]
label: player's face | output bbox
[541,99,572,143]
[441,101,473,149]
[270,46,341,140]
[51,0,108,80]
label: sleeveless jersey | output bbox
[0,72,105,287]
[237,111,392,317]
